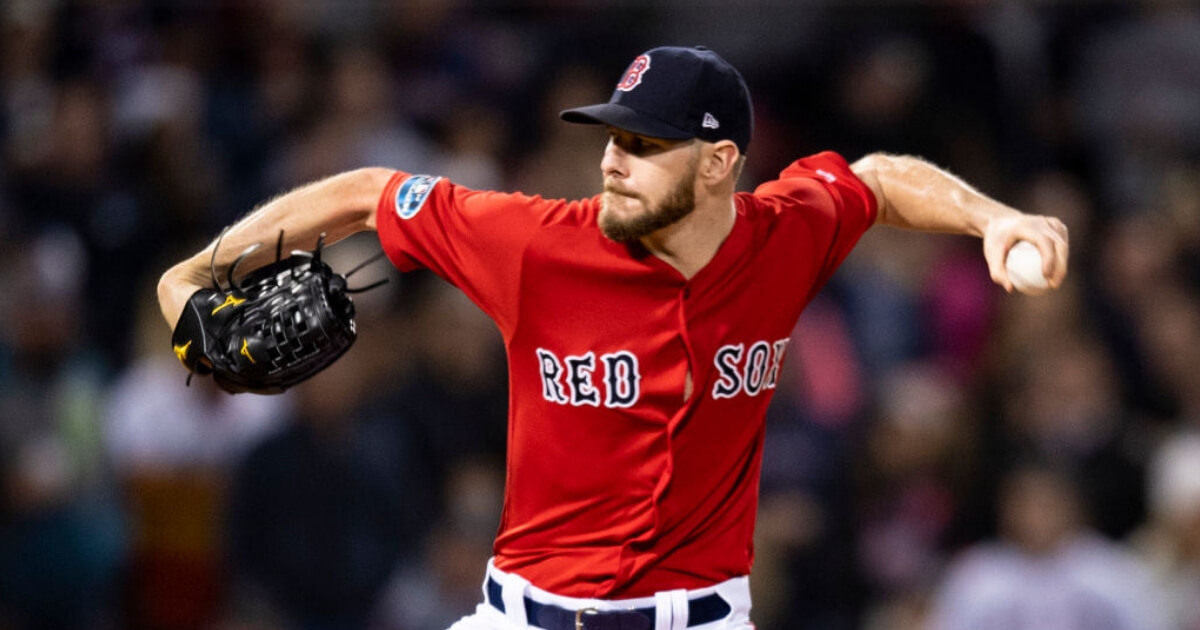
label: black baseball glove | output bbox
[171,231,385,394]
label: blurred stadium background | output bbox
[1,1,1199,629]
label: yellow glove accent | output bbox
[212,294,247,314]
[240,338,256,364]
[173,340,192,367]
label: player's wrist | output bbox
[157,265,205,330]
[971,202,1024,241]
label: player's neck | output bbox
[640,196,737,280]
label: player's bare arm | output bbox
[851,153,1069,292]
[157,167,393,328]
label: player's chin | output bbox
[599,216,641,243]
[600,194,645,236]
[599,207,650,243]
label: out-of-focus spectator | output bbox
[827,34,940,161]
[996,327,1146,539]
[855,361,978,625]
[104,285,290,630]
[430,103,506,191]
[0,233,126,629]
[269,45,433,192]
[835,227,996,386]
[2,8,55,178]
[1126,283,1200,428]
[1098,212,1188,310]
[509,64,611,200]
[381,457,505,630]
[834,227,940,382]
[392,279,508,496]
[5,75,164,368]
[224,347,429,630]
[928,462,1165,630]
[1133,431,1200,630]
[1071,3,1200,212]
[1090,207,1196,421]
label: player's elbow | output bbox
[851,152,889,173]
[348,166,397,189]
[344,166,398,200]
[851,152,913,186]
[335,167,398,230]
[850,153,894,222]
[852,153,930,227]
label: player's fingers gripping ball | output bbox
[1005,240,1050,295]
[171,230,385,394]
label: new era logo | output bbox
[702,113,720,129]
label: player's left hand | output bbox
[170,231,384,394]
[981,213,1070,292]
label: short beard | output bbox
[599,157,698,243]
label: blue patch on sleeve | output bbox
[394,175,442,220]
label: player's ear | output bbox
[701,140,740,184]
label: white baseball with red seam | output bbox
[1005,240,1049,295]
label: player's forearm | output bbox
[852,153,1019,237]
[852,152,1070,292]
[157,167,394,327]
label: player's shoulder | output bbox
[780,151,859,184]
[512,192,601,228]
[746,150,874,214]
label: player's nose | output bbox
[601,139,627,178]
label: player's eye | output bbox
[607,130,638,153]
[617,135,655,156]
[606,128,683,157]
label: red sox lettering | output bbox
[536,337,790,406]
[536,349,641,408]
[711,338,790,399]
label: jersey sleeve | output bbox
[752,151,878,295]
[374,171,548,334]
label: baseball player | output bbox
[158,46,1069,630]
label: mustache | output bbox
[603,182,640,200]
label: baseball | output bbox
[1005,240,1049,295]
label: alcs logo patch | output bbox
[395,175,442,220]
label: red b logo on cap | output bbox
[616,55,650,92]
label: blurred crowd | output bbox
[1,1,1199,630]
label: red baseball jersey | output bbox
[375,151,877,598]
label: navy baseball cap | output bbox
[560,46,753,154]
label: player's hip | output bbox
[447,558,753,630]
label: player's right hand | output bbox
[981,213,1070,292]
